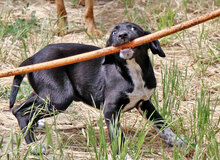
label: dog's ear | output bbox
[106,38,112,47]
[144,31,166,57]
[106,32,113,47]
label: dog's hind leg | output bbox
[136,100,185,147]
[12,92,40,144]
[12,92,58,144]
[12,92,62,154]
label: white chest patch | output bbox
[123,59,155,112]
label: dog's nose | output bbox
[118,32,128,40]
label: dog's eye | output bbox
[131,27,136,31]
[112,30,117,35]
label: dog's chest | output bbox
[123,59,155,112]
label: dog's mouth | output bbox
[119,48,135,60]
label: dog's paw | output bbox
[29,143,47,155]
[165,134,185,147]
[35,119,45,131]
[175,135,185,147]
[124,154,133,160]
[116,154,133,160]
[108,154,133,160]
[155,127,185,147]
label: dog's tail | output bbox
[9,58,32,109]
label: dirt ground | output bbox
[0,0,219,159]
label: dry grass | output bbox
[0,0,219,159]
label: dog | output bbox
[54,0,101,36]
[10,22,184,155]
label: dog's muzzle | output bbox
[119,48,135,60]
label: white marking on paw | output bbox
[155,126,185,147]
[109,154,133,160]
[35,119,45,130]
[29,143,47,155]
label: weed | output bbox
[0,2,37,41]
[17,81,32,101]
[70,0,81,6]
[177,22,219,76]
[0,135,3,151]
[83,114,109,160]
[189,88,219,159]
[0,15,36,39]
[124,6,147,28]
[0,85,10,99]
[152,61,192,120]
[129,113,154,160]
[156,9,176,30]
[121,0,134,7]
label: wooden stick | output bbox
[0,8,220,78]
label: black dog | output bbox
[10,22,184,153]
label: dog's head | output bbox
[104,22,165,63]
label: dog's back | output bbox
[10,43,102,109]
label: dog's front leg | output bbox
[103,103,125,154]
[136,100,185,147]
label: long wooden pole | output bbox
[0,8,220,78]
